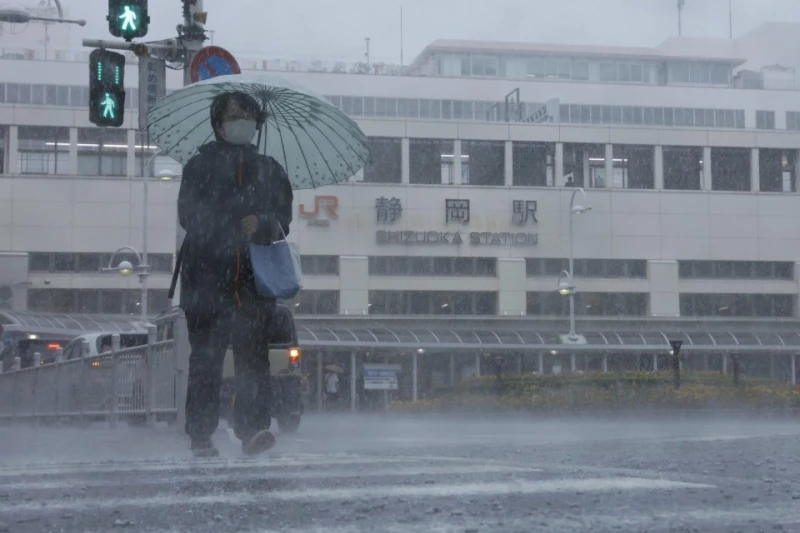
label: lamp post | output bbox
[102,149,173,321]
[0,1,86,26]
[561,187,591,341]
[104,246,149,322]
[557,270,577,340]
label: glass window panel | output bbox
[363,97,375,116]
[617,63,631,81]
[600,63,616,81]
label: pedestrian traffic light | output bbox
[89,49,126,127]
[107,0,149,40]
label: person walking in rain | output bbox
[176,91,293,457]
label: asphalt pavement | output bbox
[1,413,800,532]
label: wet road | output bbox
[1,414,800,532]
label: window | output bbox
[599,63,617,81]
[28,253,51,272]
[526,259,646,278]
[786,111,800,131]
[680,294,793,318]
[664,146,703,190]
[711,147,750,191]
[77,128,127,177]
[572,62,589,80]
[679,261,794,280]
[369,291,497,315]
[527,292,648,316]
[363,138,402,183]
[512,142,554,187]
[461,141,505,186]
[471,55,499,77]
[760,149,796,193]
[282,291,339,315]
[410,139,455,185]
[369,257,495,277]
[17,126,69,175]
[300,256,339,275]
[756,110,776,130]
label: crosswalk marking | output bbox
[0,463,540,492]
[0,476,715,514]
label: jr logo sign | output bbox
[299,195,339,227]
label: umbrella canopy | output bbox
[147,73,369,189]
[325,364,345,374]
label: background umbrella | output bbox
[325,364,345,374]
[147,73,369,189]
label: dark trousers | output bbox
[185,303,275,443]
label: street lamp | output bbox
[103,246,149,322]
[101,148,174,322]
[562,187,592,341]
[556,270,577,339]
[0,1,86,26]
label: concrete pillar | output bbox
[750,148,760,192]
[517,354,523,375]
[317,353,323,412]
[722,354,728,375]
[554,142,563,186]
[449,353,455,385]
[703,146,712,190]
[654,145,664,190]
[504,140,513,186]
[537,353,544,374]
[127,129,137,178]
[401,137,410,184]
[652,353,658,371]
[604,144,614,188]
[339,256,369,315]
[475,353,481,377]
[412,351,418,402]
[7,125,18,174]
[68,127,78,176]
[648,260,680,317]
[453,140,463,185]
[570,353,576,372]
[602,353,608,373]
[794,150,800,193]
[498,258,526,316]
[350,352,357,412]
[703,353,709,371]
[769,353,775,380]
[791,354,797,385]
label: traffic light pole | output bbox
[181,0,206,86]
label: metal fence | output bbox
[0,326,177,426]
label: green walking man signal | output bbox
[101,93,118,119]
[89,49,126,127]
[107,0,149,40]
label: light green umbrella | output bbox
[146,73,369,189]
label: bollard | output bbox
[54,347,64,421]
[491,355,505,397]
[12,356,21,372]
[731,353,741,388]
[32,352,41,425]
[110,334,121,429]
[80,340,90,424]
[145,325,157,427]
[669,341,683,390]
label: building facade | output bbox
[1,22,800,326]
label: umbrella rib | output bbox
[273,96,369,171]
[273,93,364,137]
[268,97,341,188]
[266,98,319,188]
[147,94,220,130]
[268,97,355,187]
[263,98,293,187]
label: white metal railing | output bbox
[0,327,177,425]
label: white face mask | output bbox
[222,119,257,145]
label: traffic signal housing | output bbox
[89,49,126,127]
[107,0,149,41]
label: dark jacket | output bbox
[177,141,293,313]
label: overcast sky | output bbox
[60,0,800,63]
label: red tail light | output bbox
[289,348,300,361]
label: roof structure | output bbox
[295,323,800,353]
[0,311,149,336]
[410,38,747,70]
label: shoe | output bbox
[191,439,219,458]
[242,429,275,456]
